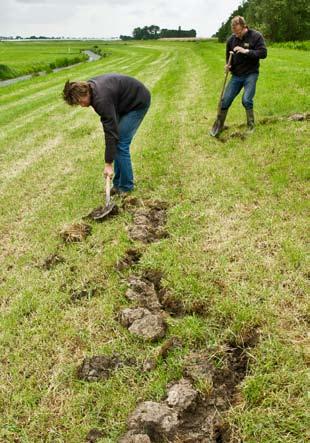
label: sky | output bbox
[1,0,242,38]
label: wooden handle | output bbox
[228,50,233,65]
[217,51,234,115]
[105,176,111,205]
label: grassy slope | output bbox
[0,41,309,442]
[0,41,111,79]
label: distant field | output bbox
[0,40,110,79]
[0,40,309,443]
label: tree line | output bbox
[120,25,196,41]
[214,0,310,42]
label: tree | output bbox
[213,1,249,42]
[214,0,310,42]
[247,0,310,41]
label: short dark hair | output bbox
[63,80,90,105]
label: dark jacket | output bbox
[226,29,267,76]
[88,73,151,163]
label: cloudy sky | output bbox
[1,0,242,38]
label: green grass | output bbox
[269,40,310,51]
[0,40,309,443]
[0,40,113,79]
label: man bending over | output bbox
[63,73,151,194]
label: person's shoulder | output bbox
[227,34,235,42]
[89,73,120,81]
[249,29,264,39]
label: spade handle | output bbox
[105,176,111,206]
[217,51,234,115]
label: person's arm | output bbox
[247,33,267,59]
[90,82,119,166]
[93,94,119,166]
[100,111,119,164]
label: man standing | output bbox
[211,16,267,136]
[63,73,151,194]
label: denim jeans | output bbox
[221,72,259,110]
[113,104,149,192]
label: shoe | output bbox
[110,187,120,196]
[210,109,228,137]
[246,109,255,132]
[118,189,133,197]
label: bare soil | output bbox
[85,204,119,221]
[116,248,143,271]
[128,200,169,244]
[77,355,135,382]
[120,330,259,442]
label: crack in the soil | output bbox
[120,330,259,443]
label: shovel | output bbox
[88,175,117,221]
[210,51,234,137]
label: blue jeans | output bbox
[113,105,149,192]
[221,73,259,110]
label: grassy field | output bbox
[0,40,111,79]
[0,40,309,443]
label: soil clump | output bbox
[288,112,310,121]
[125,275,162,311]
[116,248,143,271]
[60,222,92,243]
[119,307,167,341]
[119,330,259,442]
[128,200,169,244]
[85,204,119,221]
[77,355,134,382]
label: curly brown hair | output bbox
[63,80,90,105]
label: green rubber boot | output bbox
[210,109,228,137]
[246,109,255,132]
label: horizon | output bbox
[1,0,242,39]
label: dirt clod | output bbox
[126,276,162,311]
[119,433,152,443]
[166,378,198,413]
[119,307,151,328]
[60,222,92,243]
[42,253,65,270]
[128,312,167,341]
[116,249,143,271]
[142,269,164,292]
[77,355,127,382]
[119,306,166,341]
[86,429,104,442]
[121,330,259,442]
[160,293,185,317]
[127,401,179,440]
[85,204,119,221]
[127,200,169,244]
[288,112,310,121]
